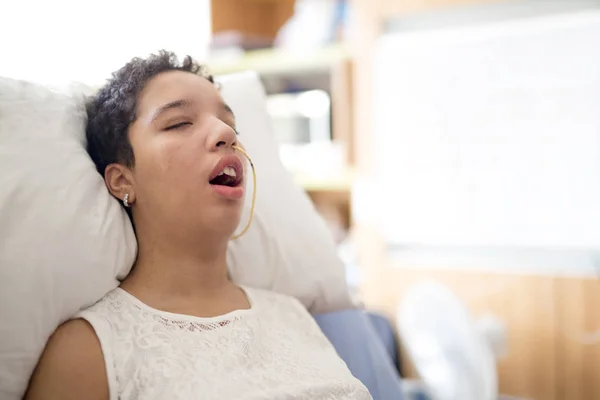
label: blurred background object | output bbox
[274,0,352,50]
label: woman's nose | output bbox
[206,122,237,151]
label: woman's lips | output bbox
[209,154,245,200]
[211,184,244,200]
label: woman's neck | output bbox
[121,229,233,306]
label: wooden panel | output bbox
[307,190,351,244]
[348,0,379,173]
[211,0,294,38]
[554,277,600,400]
[274,0,295,30]
[355,232,600,400]
[330,58,354,165]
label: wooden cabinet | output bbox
[211,0,295,39]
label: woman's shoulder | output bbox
[78,287,127,318]
[76,288,134,342]
[25,319,109,400]
[244,286,311,316]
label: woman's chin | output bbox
[207,210,244,236]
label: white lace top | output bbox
[77,286,372,400]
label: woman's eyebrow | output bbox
[223,102,235,119]
[149,99,192,123]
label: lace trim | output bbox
[154,315,239,332]
[115,287,254,326]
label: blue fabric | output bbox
[366,312,400,370]
[314,309,404,400]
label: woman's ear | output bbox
[104,163,136,206]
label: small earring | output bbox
[123,193,130,208]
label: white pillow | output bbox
[0,72,353,399]
[219,72,354,313]
[0,78,137,399]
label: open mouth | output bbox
[209,155,244,188]
[209,166,242,187]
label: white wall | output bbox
[367,9,600,250]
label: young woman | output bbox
[25,51,371,400]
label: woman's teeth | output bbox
[218,166,237,178]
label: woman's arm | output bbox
[24,319,109,400]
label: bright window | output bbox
[1,0,211,85]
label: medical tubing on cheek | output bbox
[231,145,256,240]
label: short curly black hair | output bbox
[86,50,214,176]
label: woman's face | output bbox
[122,70,246,239]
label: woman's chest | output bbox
[112,318,369,400]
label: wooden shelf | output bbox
[208,44,350,77]
[293,169,354,192]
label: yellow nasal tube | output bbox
[231,145,256,240]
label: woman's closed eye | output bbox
[164,121,192,131]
